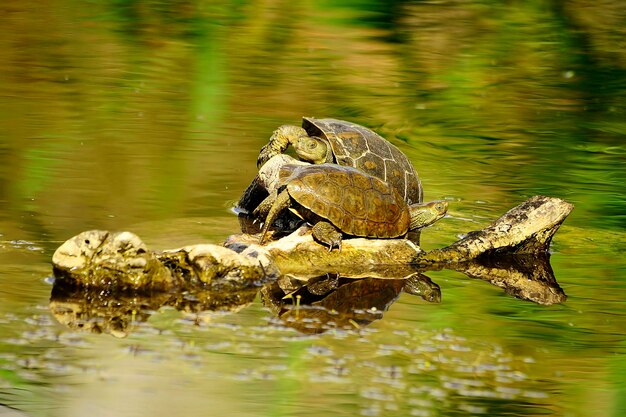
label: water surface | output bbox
[1,1,625,416]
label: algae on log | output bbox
[52,230,275,292]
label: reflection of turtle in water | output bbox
[404,273,441,303]
[259,163,448,250]
[261,277,407,334]
[305,274,341,296]
[293,273,441,303]
[257,117,423,205]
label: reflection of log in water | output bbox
[49,282,163,338]
[260,272,446,334]
[50,251,565,338]
[452,253,566,305]
[49,280,259,338]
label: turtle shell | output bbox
[302,117,423,205]
[285,164,410,238]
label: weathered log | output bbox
[52,230,276,292]
[51,196,572,308]
[49,195,572,337]
[226,229,424,277]
[51,230,176,291]
[419,195,574,264]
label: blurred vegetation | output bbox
[0,0,623,239]
[0,1,624,416]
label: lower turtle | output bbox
[259,163,448,251]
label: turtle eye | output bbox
[308,141,317,149]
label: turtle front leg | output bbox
[257,125,309,168]
[311,221,343,252]
[259,189,292,245]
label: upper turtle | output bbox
[257,117,423,205]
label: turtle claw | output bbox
[327,240,342,253]
[258,229,270,245]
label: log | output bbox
[51,196,572,306]
[51,230,277,292]
[48,195,573,338]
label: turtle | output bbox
[259,163,448,251]
[257,117,423,205]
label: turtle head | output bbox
[293,135,333,164]
[258,125,309,168]
[408,200,448,230]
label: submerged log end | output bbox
[491,195,574,254]
[421,196,573,264]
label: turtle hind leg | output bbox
[253,189,278,220]
[311,221,343,252]
[259,189,291,245]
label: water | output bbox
[1,1,625,416]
